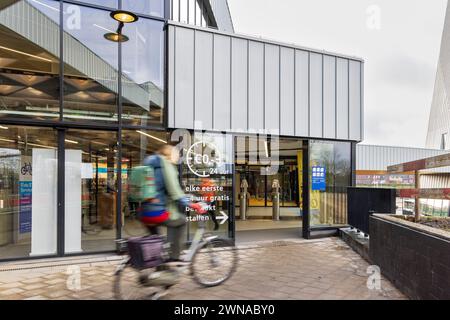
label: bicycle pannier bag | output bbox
[127,235,165,269]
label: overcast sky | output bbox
[228,0,448,148]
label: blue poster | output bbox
[312,166,326,191]
[19,181,32,234]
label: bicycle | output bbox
[113,217,238,300]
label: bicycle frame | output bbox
[184,220,218,262]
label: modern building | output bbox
[0,0,363,261]
[356,144,447,188]
[426,2,450,150]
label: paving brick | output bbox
[0,238,406,300]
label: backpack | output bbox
[128,165,157,203]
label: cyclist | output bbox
[139,144,205,263]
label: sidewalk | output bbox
[0,237,406,300]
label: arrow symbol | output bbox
[216,210,229,225]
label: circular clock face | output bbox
[186,141,222,177]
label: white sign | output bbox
[81,163,94,179]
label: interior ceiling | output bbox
[0,127,168,158]
[0,24,132,110]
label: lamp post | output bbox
[104,10,139,43]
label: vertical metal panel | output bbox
[174,27,195,128]
[248,41,264,131]
[264,44,280,132]
[323,55,336,139]
[194,30,213,129]
[167,23,363,141]
[356,144,448,170]
[168,26,175,127]
[280,47,295,136]
[295,50,309,137]
[309,53,323,138]
[231,38,248,131]
[213,34,231,130]
[349,61,362,141]
[336,58,349,140]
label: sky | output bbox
[228,0,448,148]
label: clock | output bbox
[186,141,222,177]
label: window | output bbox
[0,0,60,120]
[64,129,119,252]
[309,140,351,227]
[71,1,118,9]
[122,0,165,18]
[63,3,119,123]
[122,18,165,126]
[0,126,58,259]
[121,129,168,237]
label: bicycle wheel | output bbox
[191,238,238,287]
[113,258,160,300]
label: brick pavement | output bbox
[0,238,406,300]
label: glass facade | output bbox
[0,126,58,259]
[0,0,167,260]
[172,0,209,27]
[63,3,120,122]
[309,140,351,228]
[0,0,61,120]
[64,129,118,252]
[121,129,169,238]
[122,18,165,125]
[180,132,233,241]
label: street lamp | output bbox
[110,10,139,23]
[103,32,129,43]
[104,10,138,43]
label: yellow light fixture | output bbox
[110,10,138,23]
[65,139,79,144]
[0,45,53,62]
[104,32,129,43]
[136,130,167,144]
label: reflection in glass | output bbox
[0,126,57,259]
[65,129,118,252]
[309,140,351,227]
[0,0,60,120]
[63,4,119,122]
[122,18,164,126]
[122,0,164,18]
[121,130,168,237]
[71,0,118,9]
[181,132,233,241]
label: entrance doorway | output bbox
[234,136,305,242]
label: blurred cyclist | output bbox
[139,144,204,262]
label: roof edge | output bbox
[167,20,364,63]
